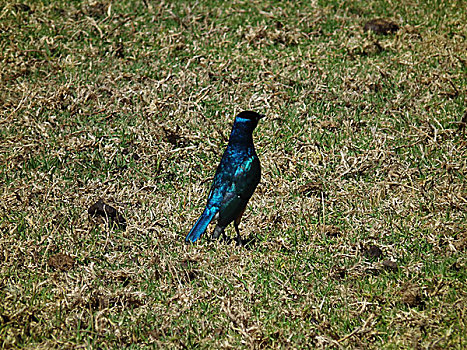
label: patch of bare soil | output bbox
[47,253,75,271]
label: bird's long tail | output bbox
[185,207,217,243]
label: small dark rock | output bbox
[364,19,399,35]
[48,253,75,271]
[88,199,126,229]
[364,244,383,259]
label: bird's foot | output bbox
[233,236,243,246]
[238,235,257,248]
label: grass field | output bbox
[1,0,466,348]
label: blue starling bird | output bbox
[185,111,263,244]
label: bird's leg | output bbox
[233,222,243,246]
[211,225,225,241]
[233,207,246,246]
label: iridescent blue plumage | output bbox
[185,111,263,243]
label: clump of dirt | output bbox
[400,283,425,308]
[48,253,75,271]
[88,199,126,229]
[364,19,399,35]
[363,244,383,259]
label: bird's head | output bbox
[234,111,265,131]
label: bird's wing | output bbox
[230,153,261,199]
[211,153,260,226]
[209,149,259,196]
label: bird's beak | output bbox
[259,114,266,120]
